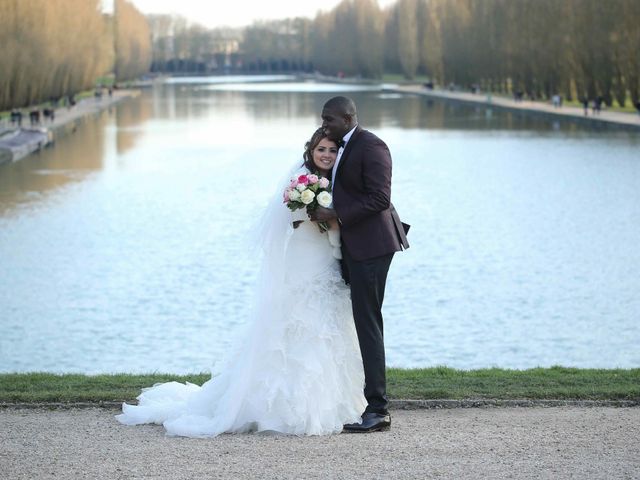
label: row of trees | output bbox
[147,15,241,73]
[115,0,152,82]
[239,1,386,78]
[411,0,640,105]
[237,0,640,106]
[0,0,151,111]
[5,0,636,109]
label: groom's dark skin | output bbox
[308,106,356,223]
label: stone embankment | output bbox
[390,84,640,130]
[0,128,52,165]
[0,90,136,166]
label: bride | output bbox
[116,128,366,437]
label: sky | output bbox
[115,0,397,28]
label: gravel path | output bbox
[1,407,639,479]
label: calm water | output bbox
[1,78,639,373]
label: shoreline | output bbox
[387,84,640,130]
[2,398,638,411]
[2,78,638,168]
[0,89,137,166]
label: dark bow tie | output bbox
[336,139,345,148]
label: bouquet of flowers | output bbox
[283,173,333,231]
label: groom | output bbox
[311,96,409,433]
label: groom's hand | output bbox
[310,206,338,222]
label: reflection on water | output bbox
[0,111,110,216]
[166,75,296,85]
[0,82,639,373]
[146,85,630,135]
[115,94,154,155]
[202,82,382,93]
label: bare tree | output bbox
[115,0,152,81]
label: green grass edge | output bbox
[1,367,638,403]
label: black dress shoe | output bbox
[343,412,391,433]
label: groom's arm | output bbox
[310,206,338,222]
[335,140,392,228]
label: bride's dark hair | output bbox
[302,127,337,173]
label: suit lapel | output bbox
[336,126,362,176]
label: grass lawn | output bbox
[1,367,638,404]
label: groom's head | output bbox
[321,96,358,141]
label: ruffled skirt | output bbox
[116,227,365,437]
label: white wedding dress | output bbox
[116,165,366,437]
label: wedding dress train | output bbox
[116,167,365,437]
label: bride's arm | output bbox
[327,222,342,259]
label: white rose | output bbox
[300,189,316,205]
[288,189,301,202]
[296,183,306,192]
[317,191,333,208]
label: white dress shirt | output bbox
[331,124,358,187]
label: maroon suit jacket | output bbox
[333,126,409,261]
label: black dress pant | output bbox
[342,245,394,415]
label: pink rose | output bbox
[289,178,298,188]
[307,174,319,184]
[283,189,290,202]
[319,177,330,189]
[297,174,309,186]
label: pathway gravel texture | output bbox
[1,407,639,479]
